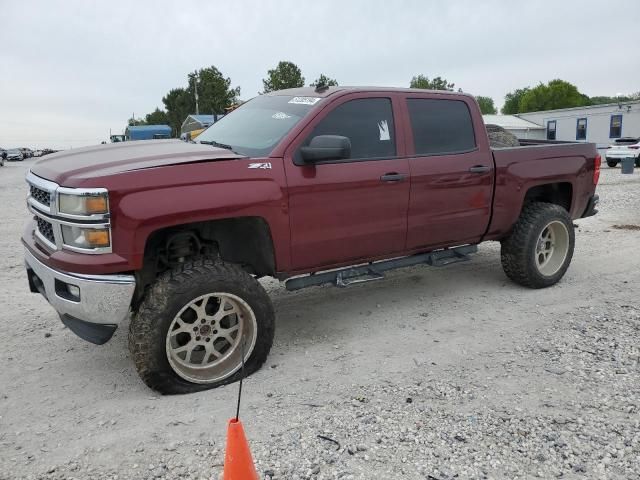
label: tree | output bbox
[188,66,240,115]
[127,116,146,126]
[590,92,640,105]
[160,66,240,137]
[310,74,338,88]
[501,88,530,114]
[162,88,194,137]
[475,96,497,114]
[145,108,169,125]
[262,61,305,93]
[518,79,590,113]
[409,75,454,91]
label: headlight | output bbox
[58,192,108,215]
[61,225,111,249]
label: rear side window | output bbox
[307,98,396,160]
[406,99,476,155]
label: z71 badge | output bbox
[248,162,272,170]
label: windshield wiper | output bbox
[200,140,238,154]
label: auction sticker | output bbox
[288,96,322,105]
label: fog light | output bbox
[55,279,80,301]
[67,285,80,298]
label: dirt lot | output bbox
[1,159,639,479]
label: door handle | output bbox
[380,172,407,182]
[468,165,491,174]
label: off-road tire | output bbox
[128,258,275,395]
[606,159,618,168]
[500,202,575,289]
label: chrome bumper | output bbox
[24,248,136,341]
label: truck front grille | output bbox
[30,185,51,207]
[35,216,55,245]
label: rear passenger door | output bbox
[284,94,410,271]
[403,96,494,250]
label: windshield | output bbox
[8,149,21,154]
[196,95,322,156]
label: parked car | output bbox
[605,137,640,167]
[0,150,5,167]
[6,149,24,161]
[23,87,600,394]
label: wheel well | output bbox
[523,183,572,213]
[133,217,276,310]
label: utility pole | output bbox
[193,72,200,115]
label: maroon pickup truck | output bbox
[23,87,600,394]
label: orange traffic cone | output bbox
[223,418,259,480]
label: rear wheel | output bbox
[606,159,618,168]
[129,258,275,394]
[501,202,575,288]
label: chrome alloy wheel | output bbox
[534,220,570,277]
[165,292,257,384]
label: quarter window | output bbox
[610,115,622,138]
[406,99,476,155]
[576,118,587,140]
[547,120,557,140]
[307,98,396,160]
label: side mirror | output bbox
[300,135,351,162]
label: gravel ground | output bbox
[0,160,639,479]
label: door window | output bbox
[306,98,396,160]
[547,120,557,140]
[406,99,476,155]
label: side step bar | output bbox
[285,244,478,291]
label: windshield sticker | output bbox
[272,111,292,120]
[378,120,390,141]
[288,96,321,105]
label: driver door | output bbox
[283,94,410,271]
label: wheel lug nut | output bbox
[206,338,210,342]
[201,319,206,324]
[213,329,218,334]
[193,327,198,331]
[196,336,201,341]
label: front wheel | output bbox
[129,258,275,394]
[500,202,575,289]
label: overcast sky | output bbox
[1,0,639,149]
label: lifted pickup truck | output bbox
[23,87,600,394]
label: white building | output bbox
[517,100,640,151]
[482,115,546,140]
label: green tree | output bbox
[145,108,169,125]
[188,66,240,115]
[519,79,590,113]
[127,116,146,126]
[475,96,497,114]
[409,75,454,91]
[590,92,640,105]
[262,61,305,93]
[310,74,338,88]
[162,88,194,137]
[501,88,530,114]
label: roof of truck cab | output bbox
[267,86,475,99]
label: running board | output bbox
[285,244,477,291]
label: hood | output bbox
[30,140,245,186]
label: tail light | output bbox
[593,154,601,185]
